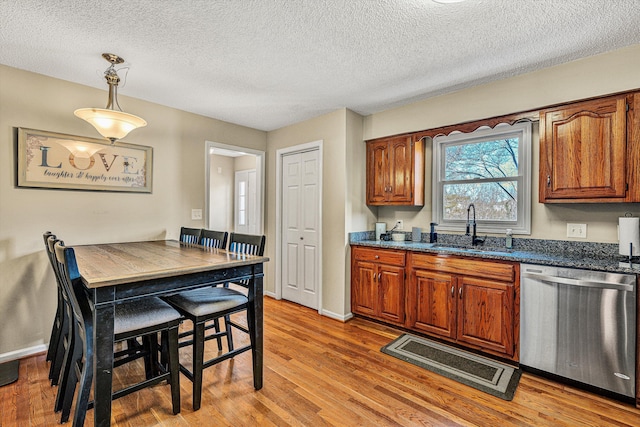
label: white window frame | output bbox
[432,122,532,235]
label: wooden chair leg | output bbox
[167,327,181,414]
[46,301,62,362]
[49,313,69,385]
[72,353,93,427]
[59,337,83,422]
[192,322,206,411]
[55,328,78,414]
[160,330,168,369]
[142,334,160,379]
[212,318,223,351]
[224,315,234,351]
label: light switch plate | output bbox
[567,223,587,238]
[191,209,202,220]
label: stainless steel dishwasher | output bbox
[520,263,636,398]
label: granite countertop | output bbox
[350,233,640,275]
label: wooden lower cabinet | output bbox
[407,252,519,360]
[351,246,520,360]
[456,276,515,356]
[351,247,406,325]
[411,269,456,339]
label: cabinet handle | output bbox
[374,255,379,259]
[547,175,551,187]
[459,287,463,299]
[378,272,382,283]
[451,285,454,297]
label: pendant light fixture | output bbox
[74,53,147,144]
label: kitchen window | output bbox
[432,122,532,235]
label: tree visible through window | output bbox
[433,122,532,234]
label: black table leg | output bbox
[250,265,264,390]
[93,302,115,427]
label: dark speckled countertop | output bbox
[349,231,640,275]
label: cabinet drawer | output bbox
[410,253,514,282]
[352,247,405,266]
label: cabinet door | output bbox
[378,264,405,324]
[540,96,627,201]
[456,276,514,356]
[410,269,456,339]
[352,260,377,316]
[388,137,413,202]
[366,140,389,204]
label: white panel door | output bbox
[281,150,319,309]
[235,169,257,234]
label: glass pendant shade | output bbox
[74,108,147,143]
[75,53,146,143]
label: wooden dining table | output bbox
[72,239,268,427]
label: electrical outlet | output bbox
[395,220,404,230]
[567,223,587,238]
[191,209,202,220]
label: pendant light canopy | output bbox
[74,53,146,144]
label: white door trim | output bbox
[275,140,323,314]
[204,141,265,235]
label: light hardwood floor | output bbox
[3,296,640,426]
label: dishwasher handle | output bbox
[522,272,635,292]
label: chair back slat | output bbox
[180,227,202,244]
[227,233,265,288]
[201,229,228,249]
[228,233,265,256]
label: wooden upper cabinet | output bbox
[539,95,630,202]
[366,135,424,206]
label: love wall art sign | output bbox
[17,128,152,193]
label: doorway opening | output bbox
[205,141,265,235]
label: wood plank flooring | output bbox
[2,296,640,426]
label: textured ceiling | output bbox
[1,0,640,131]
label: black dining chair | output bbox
[225,233,266,290]
[53,240,182,426]
[180,227,202,244]
[200,229,228,249]
[163,233,265,411]
[219,233,266,349]
[43,232,70,386]
[174,229,229,351]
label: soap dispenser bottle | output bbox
[430,223,438,243]
[505,228,513,249]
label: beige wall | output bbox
[235,154,257,171]
[209,154,235,230]
[345,109,375,312]
[367,44,640,243]
[266,109,365,318]
[0,65,266,359]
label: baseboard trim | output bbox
[264,293,353,322]
[0,344,47,363]
[321,309,353,322]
